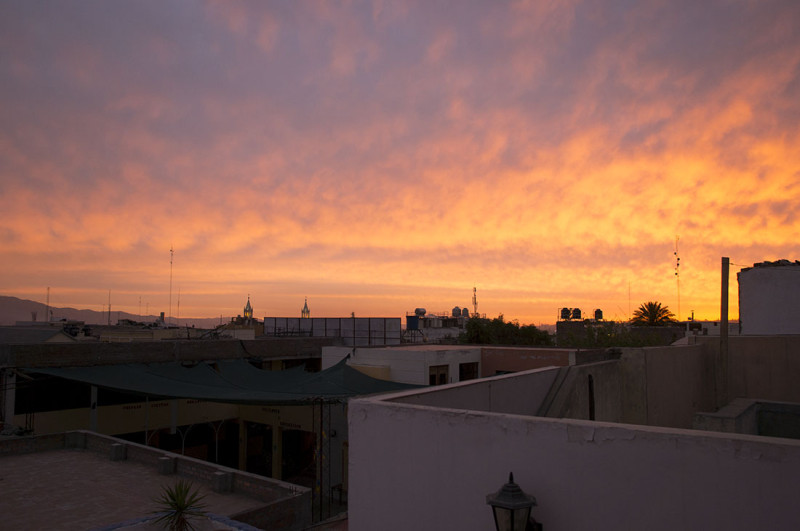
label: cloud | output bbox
[1,0,799,323]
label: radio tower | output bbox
[674,236,681,321]
[169,245,174,327]
[472,286,478,317]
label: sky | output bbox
[1,0,798,325]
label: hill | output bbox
[0,295,227,328]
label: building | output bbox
[323,344,584,386]
[403,307,479,344]
[0,335,414,525]
[264,316,401,346]
[738,259,800,335]
[347,334,800,530]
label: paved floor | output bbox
[0,449,266,530]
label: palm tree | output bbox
[630,301,676,326]
[152,480,208,531]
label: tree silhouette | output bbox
[459,314,553,346]
[630,301,676,326]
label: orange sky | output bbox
[1,1,798,325]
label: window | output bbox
[459,362,479,381]
[429,365,449,386]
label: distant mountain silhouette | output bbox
[0,295,228,329]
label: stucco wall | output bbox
[348,395,800,531]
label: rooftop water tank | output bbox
[452,306,461,317]
[571,308,582,320]
[594,309,603,321]
[415,308,427,317]
[560,308,571,320]
[462,307,470,317]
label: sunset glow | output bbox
[1,1,798,324]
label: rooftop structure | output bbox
[347,334,800,530]
[738,259,800,335]
[0,430,310,530]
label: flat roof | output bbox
[0,448,265,530]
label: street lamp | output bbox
[486,472,541,531]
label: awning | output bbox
[24,357,419,404]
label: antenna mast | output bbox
[472,286,478,317]
[169,245,174,327]
[45,287,50,323]
[674,236,681,321]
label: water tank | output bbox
[415,308,427,317]
[560,308,571,320]
[452,306,461,317]
[462,307,470,317]
[594,309,603,321]
[571,308,582,320]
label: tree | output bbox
[630,301,676,326]
[459,314,553,346]
[152,480,208,531]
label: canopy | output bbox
[25,357,419,404]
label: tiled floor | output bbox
[0,449,266,530]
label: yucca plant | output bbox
[152,480,208,531]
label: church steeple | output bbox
[243,295,253,320]
[301,297,310,319]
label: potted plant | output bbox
[152,480,208,531]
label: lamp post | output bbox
[486,472,541,531]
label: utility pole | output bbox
[169,245,174,327]
[674,236,681,321]
[717,257,730,410]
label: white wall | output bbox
[739,264,800,334]
[348,385,800,531]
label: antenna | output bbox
[108,290,111,326]
[472,285,478,317]
[169,245,174,327]
[177,287,181,327]
[138,296,142,319]
[45,287,50,323]
[674,236,681,321]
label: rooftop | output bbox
[0,431,311,530]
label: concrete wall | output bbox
[321,346,481,385]
[739,263,800,334]
[691,335,800,404]
[479,347,571,377]
[540,345,715,429]
[391,367,560,416]
[639,344,716,428]
[348,391,800,531]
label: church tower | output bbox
[301,297,310,319]
[243,295,253,321]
